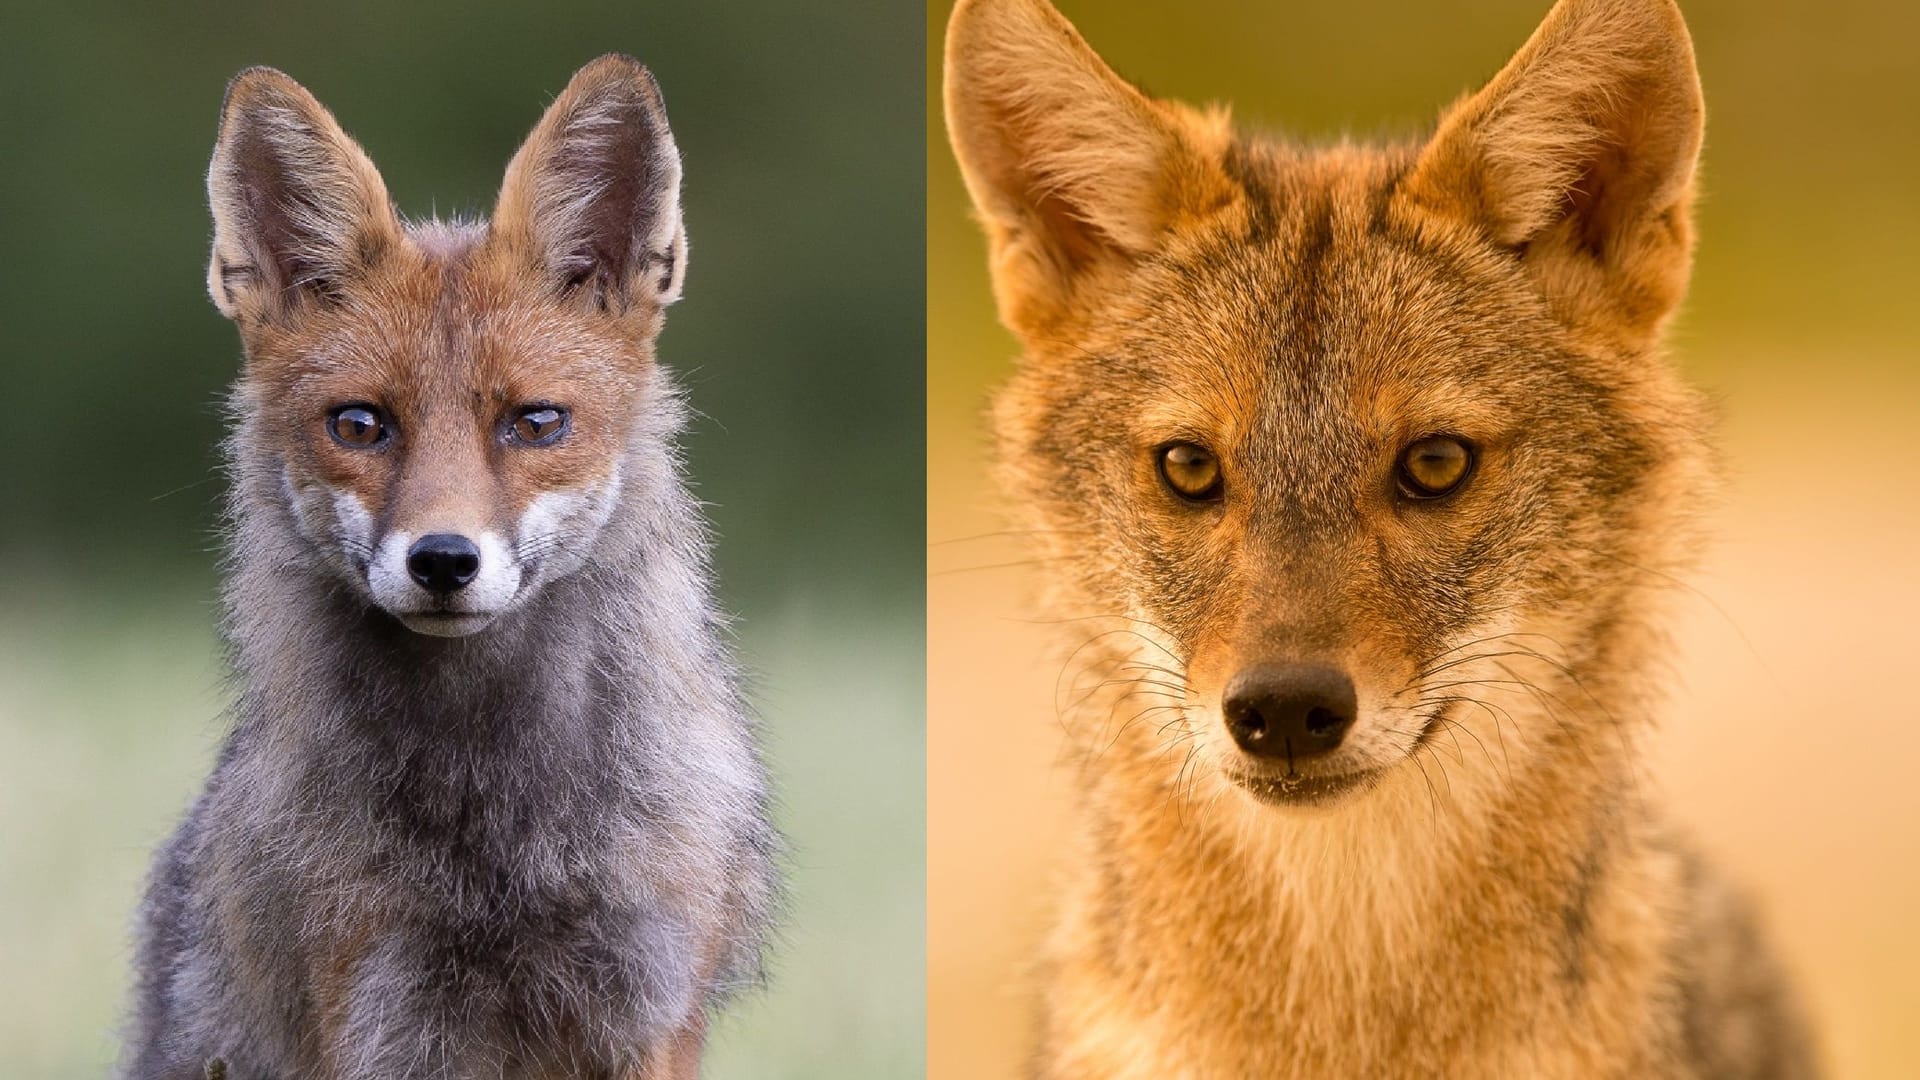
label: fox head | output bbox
[207,56,687,638]
[948,0,1712,811]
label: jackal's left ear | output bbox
[492,54,686,313]
[207,68,403,322]
[1396,0,1704,345]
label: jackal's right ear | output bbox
[206,68,402,322]
[491,54,686,315]
[944,0,1235,336]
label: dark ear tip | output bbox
[222,66,301,109]
[218,66,317,134]
[571,53,665,105]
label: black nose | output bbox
[406,533,481,594]
[1222,663,1357,763]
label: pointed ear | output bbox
[1396,0,1704,344]
[206,67,402,322]
[491,54,686,314]
[944,0,1235,335]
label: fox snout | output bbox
[406,533,482,594]
[355,512,527,639]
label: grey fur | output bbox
[121,371,777,1079]
[122,61,776,1076]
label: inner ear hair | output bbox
[943,0,1235,334]
[1407,0,1702,253]
[205,67,401,321]
[1395,0,1704,342]
[490,54,688,314]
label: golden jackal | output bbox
[944,0,1816,1075]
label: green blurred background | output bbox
[0,3,923,1077]
[927,0,1920,1076]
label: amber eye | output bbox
[1397,435,1474,499]
[511,406,570,447]
[1157,442,1223,502]
[327,405,388,449]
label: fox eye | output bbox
[1157,442,1223,503]
[511,406,570,447]
[1397,435,1474,499]
[328,405,388,449]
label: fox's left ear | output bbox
[1396,0,1704,345]
[492,54,687,314]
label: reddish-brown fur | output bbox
[216,60,670,549]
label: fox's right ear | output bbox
[944,0,1235,337]
[206,68,402,323]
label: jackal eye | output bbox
[1397,435,1474,499]
[510,406,570,447]
[327,405,388,449]
[1157,442,1223,503]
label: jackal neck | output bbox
[1046,679,1669,1075]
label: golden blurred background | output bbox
[927,0,1920,1076]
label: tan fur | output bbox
[945,1,1817,1076]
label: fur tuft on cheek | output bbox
[513,470,626,587]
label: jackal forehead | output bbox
[1056,177,1611,448]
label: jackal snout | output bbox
[1221,662,1358,764]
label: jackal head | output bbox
[948,0,1712,808]
[207,56,686,637]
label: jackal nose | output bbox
[1222,663,1357,763]
[406,534,481,594]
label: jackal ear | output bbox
[492,54,686,313]
[944,0,1235,336]
[1397,0,1704,344]
[206,68,403,322]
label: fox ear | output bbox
[944,0,1234,335]
[206,68,402,322]
[492,54,686,313]
[1397,0,1704,343]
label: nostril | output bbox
[1304,705,1347,738]
[1226,700,1270,744]
[450,553,479,584]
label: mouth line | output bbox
[389,608,499,639]
[1225,766,1387,806]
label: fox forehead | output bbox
[243,229,649,419]
[238,227,649,525]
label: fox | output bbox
[944,0,1817,1075]
[120,57,777,1079]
